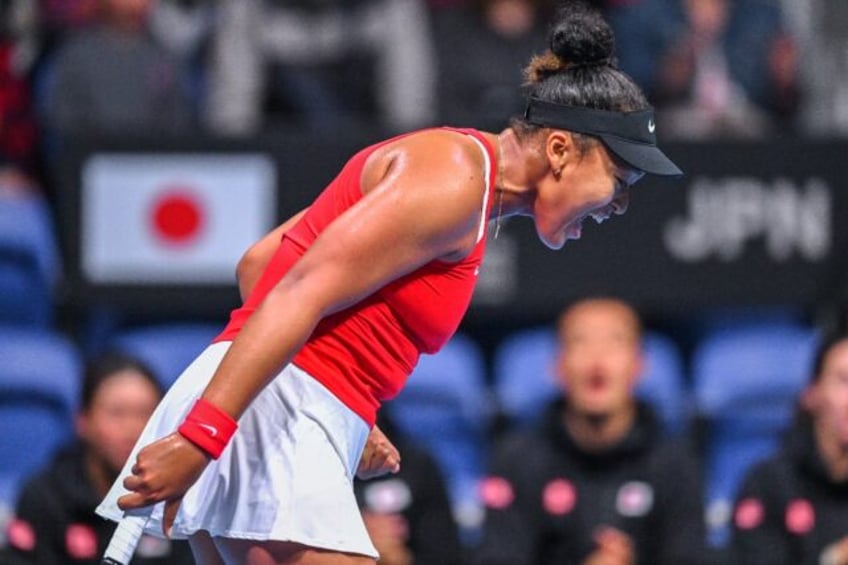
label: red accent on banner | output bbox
[151,190,204,246]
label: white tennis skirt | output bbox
[96,341,378,558]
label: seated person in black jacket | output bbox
[474,297,706,565]
[354,412,463,565]
[3,352,193,564]
[732,330,848,565]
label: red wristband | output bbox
[178,398,238,459]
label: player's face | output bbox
[77,370,160,473]
[806,340,848,449]
[555,301,643,417]
[532,141,642,250]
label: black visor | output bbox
[523,97,683,177]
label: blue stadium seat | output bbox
[0,328,81,514]
[384,333,492,543]
[0,192,60,327]
[492,326,689,435]
[109,323,223,388]
[692,321,818,547]
[641,332,690,436]
[492,327,558,429]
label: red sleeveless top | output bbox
[214,128,498,425]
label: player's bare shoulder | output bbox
[357,129,491,260]
[361,129,487,199]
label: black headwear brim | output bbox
[523,97,683,177]
[599,135,683,177]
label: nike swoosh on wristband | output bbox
[198,423,218,438]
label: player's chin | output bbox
[539,233,565,250]
[538,224,582,250]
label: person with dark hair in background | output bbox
[647,0,800,139]
[2,352,193,564]
[433,0,553,129]
[731,331,848,565]
[45,0,191,137]
[0,0,38,178]
[97,2,683,563]
[474,298,705,565]
[353,413,462,565]
[205,0,436,135]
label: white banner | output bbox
[82,153,276,284]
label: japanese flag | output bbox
[81,153,276,285]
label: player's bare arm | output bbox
[201,131,489,419]
[237,207,309,300]
[116,132,487,516]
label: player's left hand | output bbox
[357,425,401,480]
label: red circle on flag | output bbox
[785,499,815,535]
[543,478,577,516]
[150,190,204,246]
[734,498,764,530]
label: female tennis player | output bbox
[97,1,682,563]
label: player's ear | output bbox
[545,130,576,174]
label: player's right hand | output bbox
[117,432,210,536]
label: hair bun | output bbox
[549,1,615,68]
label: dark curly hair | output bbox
[512,0,649,144]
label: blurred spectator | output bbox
[783,0,848,136]
[354,413,463,565]
[206,0,436,135]
[0,0,38,174]
[38,0,99,37]
[149,0,214,63]
[474,298,706,565]
[27,0,209,87]
[598,0,678,102]
[433,0,550,130]
[0,163,39,196]
[731,331,848,565]
[2,352,193,564]
[29,0,99,77]
[426,0,466,9]
[43,0,192,137]
[616,0,800,139]
[148,0,215,121]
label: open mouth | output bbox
[590,202,617,225]
[566,211,600,240]
[587,373,607,392]
[565,218,584,241]
[590,211,612,224]
[566,202,620,241]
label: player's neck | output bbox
[490,128,533,218]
